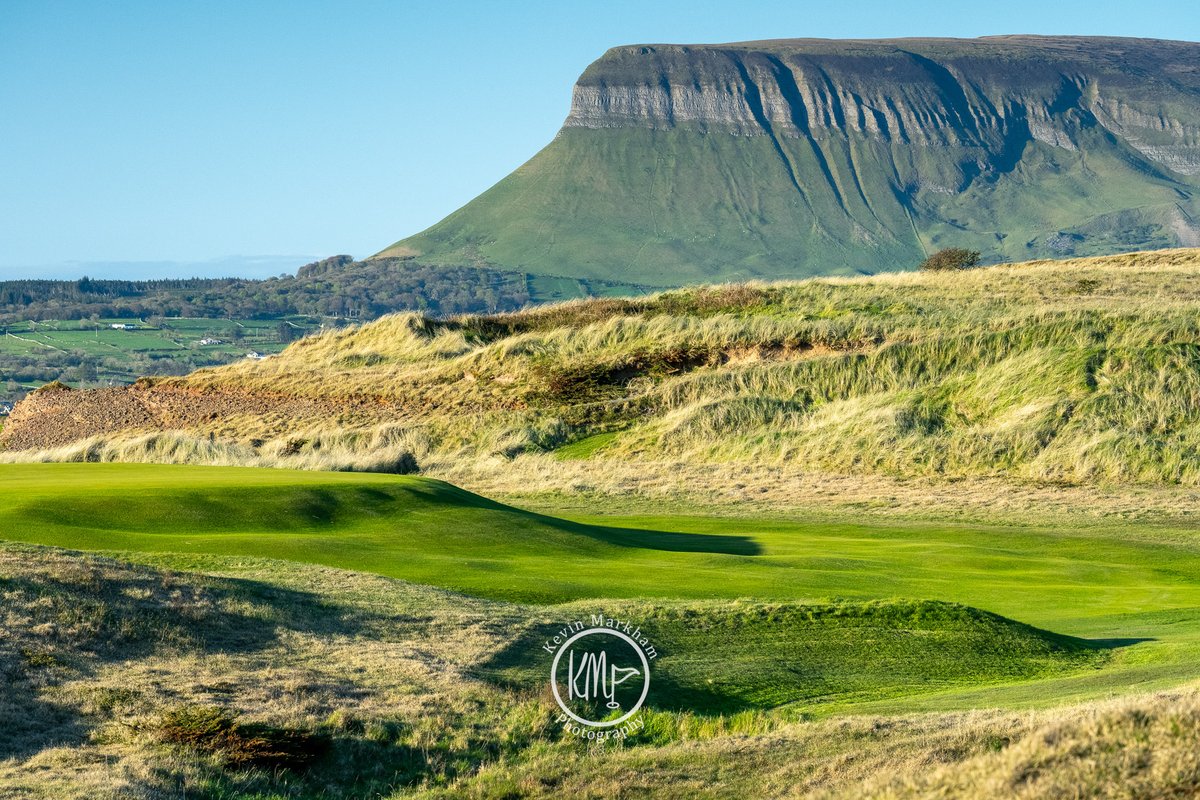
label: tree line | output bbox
[0,257,535,324]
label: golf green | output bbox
[4,462,1200,712]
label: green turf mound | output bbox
[10,469,505,535]
[0,464,759,603]
[480,600,1112,713]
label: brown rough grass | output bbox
[5,541,1200,799]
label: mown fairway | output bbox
[4,462,1200,716]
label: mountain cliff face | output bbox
[381,36,1200,284]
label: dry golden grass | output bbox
[429,452,1200,527]
[0,543,524,798]
[418,688,1200,799]
[844,689,1200,799]
[0,425,425,474]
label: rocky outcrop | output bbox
[564,37,1200,172]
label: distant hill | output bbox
[380,36,1200,284]
[0,257,529,323]
[0,256,654,326]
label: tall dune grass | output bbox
[11,249,1200,488]
[0,426,425,474]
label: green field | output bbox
[0,318,297,356]
[0,316,316,400]
[3,462,1198,719]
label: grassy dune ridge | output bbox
[10,248,1200,494]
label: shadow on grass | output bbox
[1083,637,1155,648]
[546,516,763,555]
[407,479,765,555]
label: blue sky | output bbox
[2,0,1198,279]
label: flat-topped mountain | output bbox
[380,36,1200,284]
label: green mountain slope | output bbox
[380,36,1200,284]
